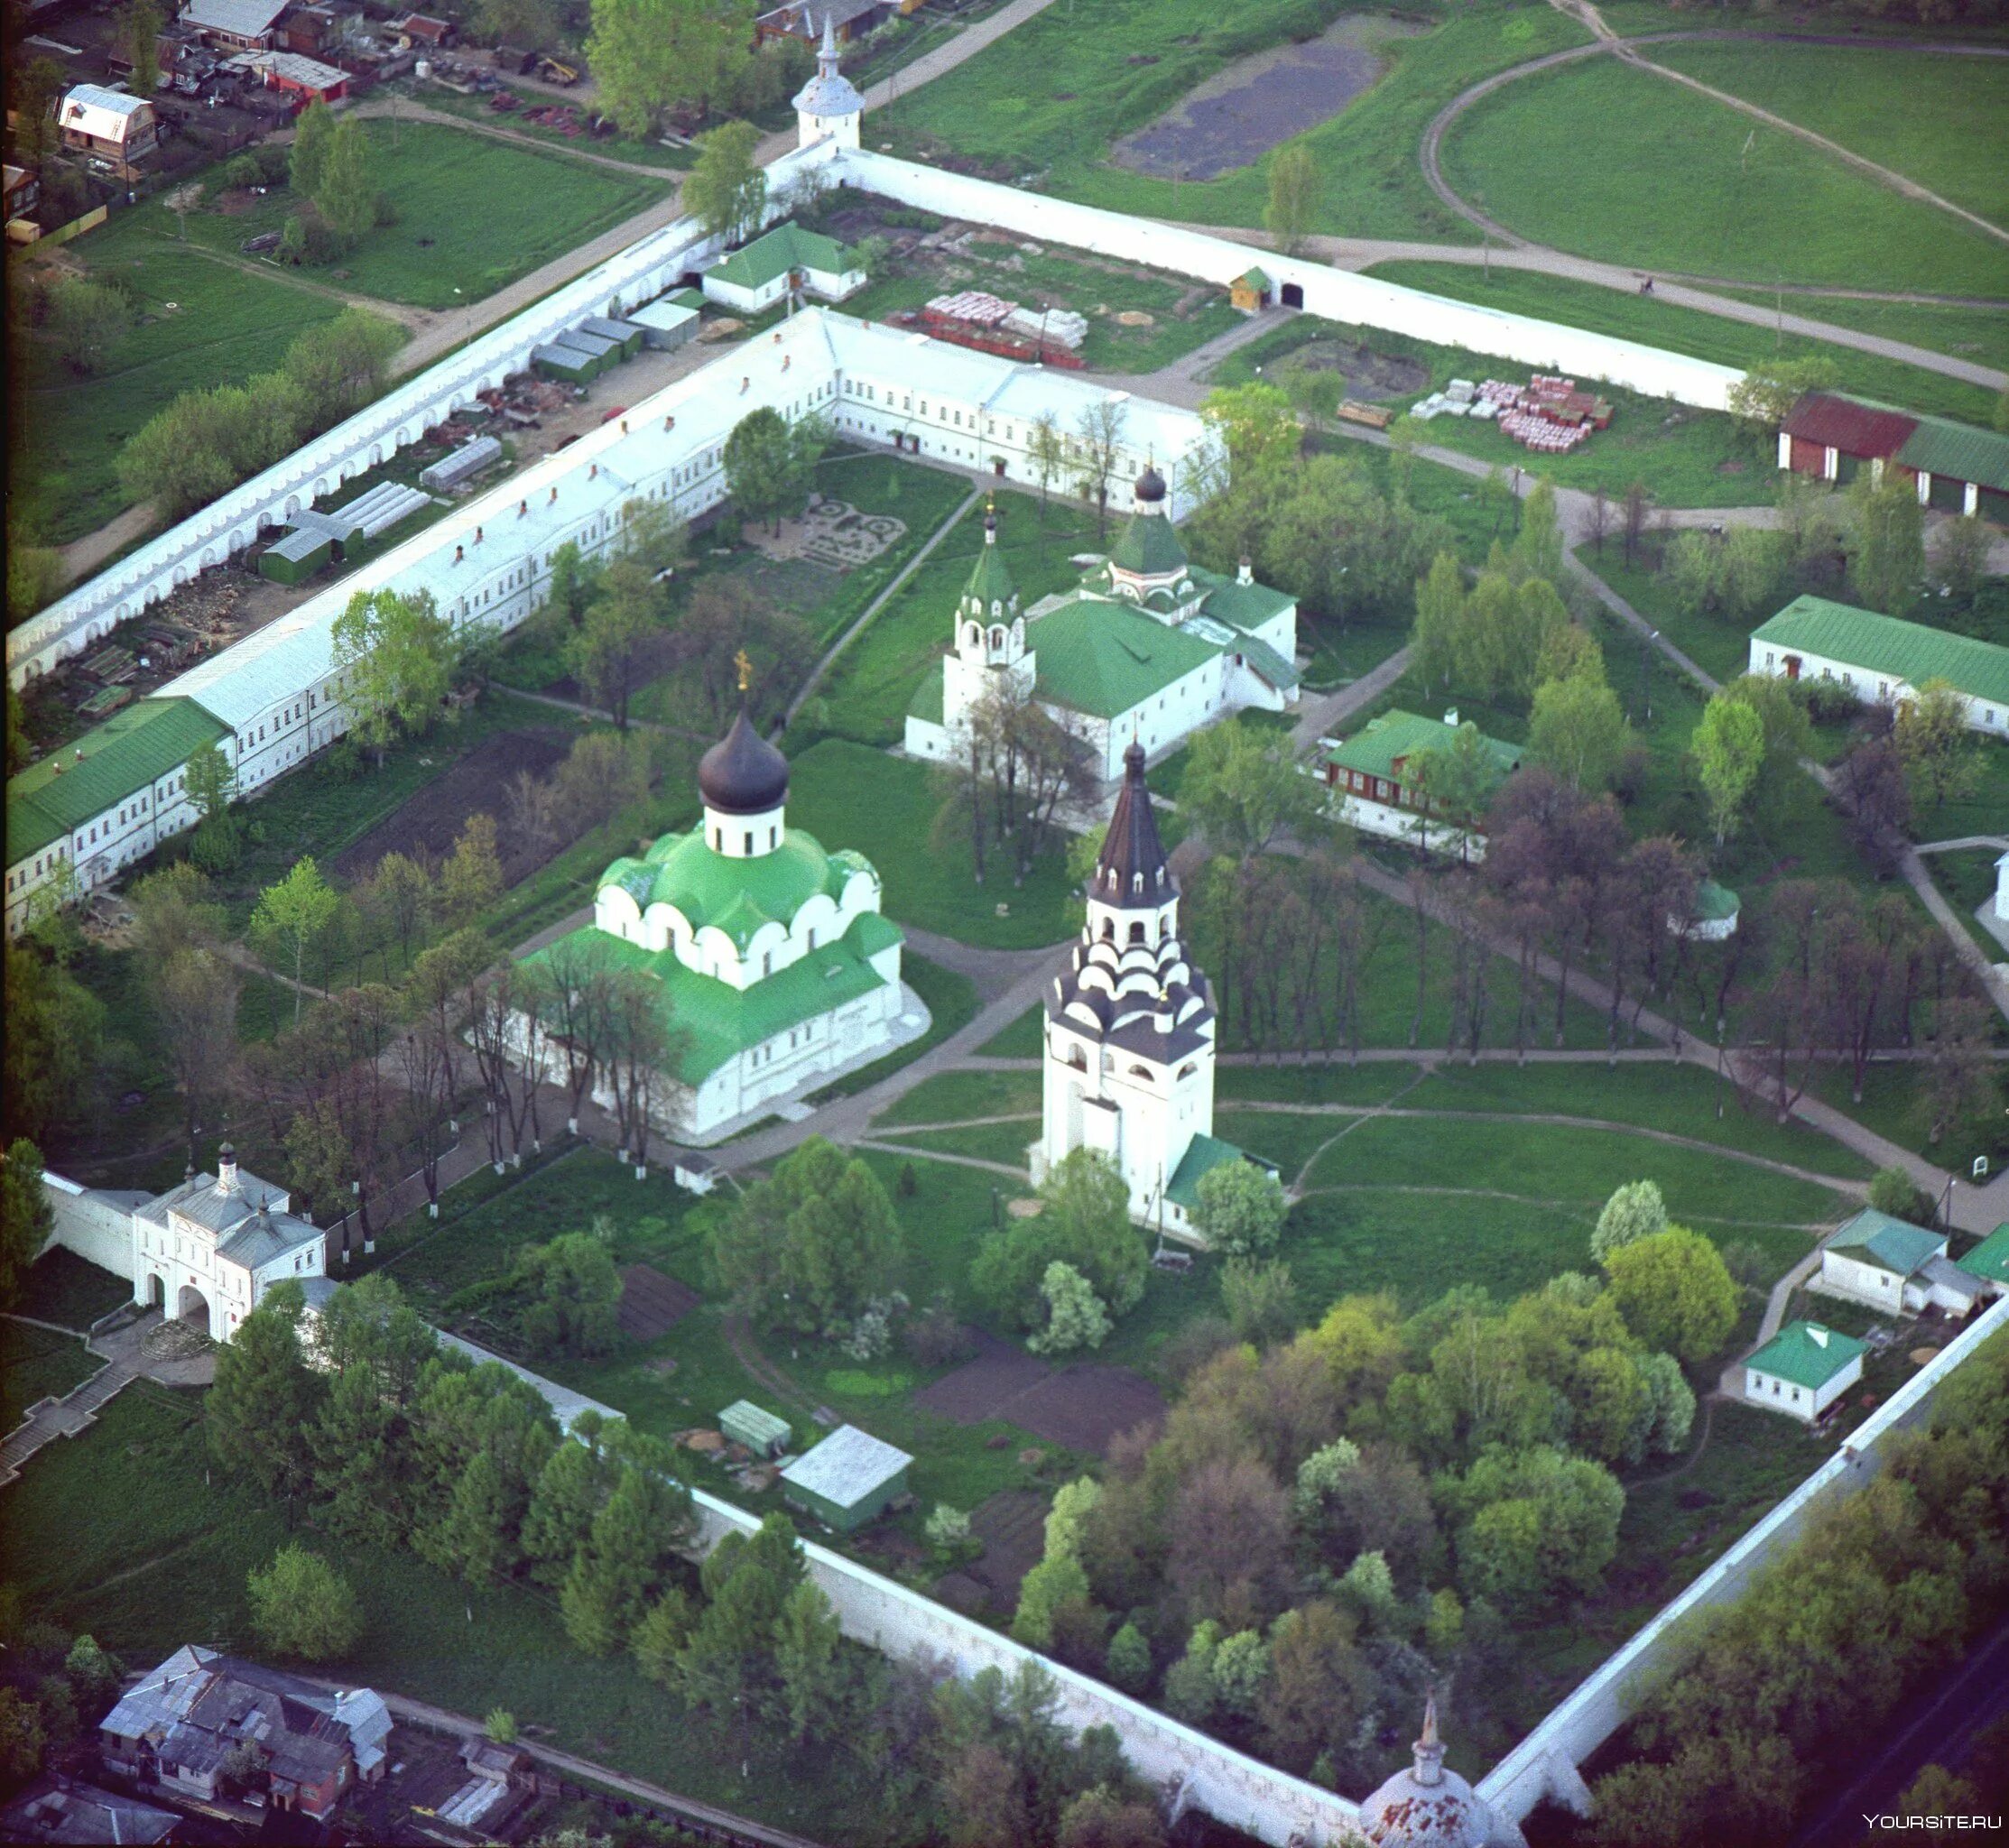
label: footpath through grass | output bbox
[1366,263,2004,426]
[1441,55,2009,297]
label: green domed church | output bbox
[523,699,911,1143]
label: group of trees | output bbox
[0,1612,125,1791]
[118,308,403,518]
[586,0,811,141]
[1586,1327,2009,1848]
[932,679,1097,889]
[1002,1219,1733,1788]
[285,101,391,263]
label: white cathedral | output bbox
[1032,736,1272,1237]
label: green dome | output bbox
[600,828,875,947]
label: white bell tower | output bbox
[943,502,1034,738]
[793,13,865,152]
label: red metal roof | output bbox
[1782,393,1917,460]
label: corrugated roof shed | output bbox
[6,698,230,864]
[184,0,291,35]
[1782,393,1917,458]
[780,1423,911,1507]
[1751,596,2009,706]
[1896,412,2009,494]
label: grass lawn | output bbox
[1363,263,2004,427]
[1927,845,2009,957]
[171,123,660,308]
[13,232,350,550]
[785,740,1076,947]
[1441,57,2009,297]
[1581,547,1755,684]
[838,241,1242,374]
[14,1248,138,1330]
[875,1067,1044,1128]
[975,1005,1044,1058]
[1915,735,2009,845]
[880,0,1587,245]
[1804,1059,2009,1178]
[0,1385,893,1843]
[1649,42,2009,227]
[0,1323,100,1430]
[879,1122,1038,1170]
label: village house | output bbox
[101,1647,389,1823]
[1744,1319,1866,1423]
[385,10,455,48]
[0,1778,182,1845]
[1747,596,2009,737]
[5,163,41,225]
[56,85,159,179]
[701,218,867,316]
[1817,1206,1986,1318]
[755,0,919,46]
[1954,1224,2009,1300]
[180,0,292,52]
[224,48,352,106]
[1778,390,2009,521]
[1319,708,1521,856]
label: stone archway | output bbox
[176,1284,210,1335]
[145,1273,165,1309]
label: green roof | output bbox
[1106,506,1189,580]
[1751,596,2009,706]
[1325,709,1521,784]
[708,220,852,292]
[523,910,900,1083]
[1166,1134,1275,1211]
[719,1400,792,1449]
[7,697,231,868]
[1233,267,1270,290]
[1953,1224,2009,1286]
[1031,598,1221,720]
[1185,562,1296,633]
[964,531,1017,611]
[1232,631,1300,695]
[1746,1319,1867,1391]
[1896,412,2009,495]
[906,661,945,725]
[1693,878,1740,922]
[599,827,875,947]
[1828,1206,1945,1277]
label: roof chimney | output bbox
[588,463,597,479]
[519,498,528,517]
[620,419,628,435]
[665,414,675,431]
[474,524,483,544]
[1236,556,1252,587]
[217,1143,240,1196]
[550,485,559,504]
[453,544,464,564]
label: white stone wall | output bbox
[825,149,1746,411]
[40,1175,137,1289]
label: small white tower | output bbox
[793,13,865,152]
[943,501,1033,731]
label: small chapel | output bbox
[904,467,1301,782]
[524,685,914,1143]
[1032,736,1273,1236]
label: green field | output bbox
[1365,263,2005,427]
[169,123,660,308]
[13,236,351,549]
[0,1323,100,1432]
[974,1004,1044,1058]
[14,1248,139,1329]
[1650,42,2009,227]
[881,0,1588,245]
[0,1386,889,1843]
[1441,56,2009,296]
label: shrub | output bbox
[246,1545,360,1660]
[1867,1165,1930,1224]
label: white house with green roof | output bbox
[520,707,917,1143]
[904,467,1300,781]
[1318,709,1521,859]
[5,697,234,938]
[702,220,866,317]
[1953,1224,2009,1299]
[1748,596,2009,737]
[1744,1319,1866,1422]
[1817,1206,1986,1317]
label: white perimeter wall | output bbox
[826,148,1745,413]
[40,1173,136,1291]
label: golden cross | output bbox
[735,648,754,693]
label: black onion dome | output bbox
[699,708,790,815]
[1134,463,1167,504]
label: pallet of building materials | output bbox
[420,434,504,492]
[1336,400,1393,430]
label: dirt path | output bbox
[344,96,684,180]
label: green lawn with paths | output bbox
[1647,42,2009,227]
[0,1386,893,1843]
[1441,57,2009,297]
[874,1066,1043,1129]
[974,1005,1044,1058]
[11,235,351,550]
[879,0,1587,245]
[0,1323,100,1431]
[166,123,661,309]
[415,86,695,171]
[1364,263,2005,424]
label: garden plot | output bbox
[616,1264,701,1341]
[915,1332,1166,1455]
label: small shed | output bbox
[532,342,595,385]
[720,1399,792,1459]
[629,297,701,352]
[259,525,331,585]
[672,1150,718,1194]
[579,314,644,359]
[1230,267,1271,314]
[550,329,618,377]
[1672,878,1739,942]
[780,1424,912,1532]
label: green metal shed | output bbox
[779,1424,912,1533]
[720,1399,792,1459]
[259,527,332,585]
[532,342,596,384]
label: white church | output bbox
[1032,737,1273,1237]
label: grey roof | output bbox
[1921,1254,1987,1303]
[102,1643,217,1742]
[1,1780,180,1846]
[630,298,700,333]
[184,0,290,35]
[135,1167,290,1237]
[265,527,332,564]
[216,1200,323,1271]
[780,1422,910,1507]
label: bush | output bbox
[1800,679,1862,725]
[1867,1165,1931,1224]
[246,1545,361,1661]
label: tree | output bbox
[1441,1444,1625,1612]
[440,812,505,925]
[1867,1165,1930,1224]
[1637,1351,1696,1459]
[290,99,338,199]
[1592,1179,1669,1261]
[671,577,815,729]
[45,278,133,374]
[544,541,600,628]
[1012,1552,1090,1649]
[251,858,340,1023]
[1258,1601,1373,1775]
[209,1285,324,1498]
[1412,551,1465,690]
[1529,673,1629,794]
[1691,691,1766,846]
[331,587,458,765]
[13,58,68,167]
[1724,356,1833,439]
[1847,469,1924,614]
[773,1578,847,1742]
[311,117,376,248]
[248,1545,361,1660]
[1177,716,1331,864]
[1893,678,1981,811]
[560,1446,696,1653]
[511,1232,623,1357]
[1026,1261,1111,1355]
[1028,413,1066,515]
[684,117,766,242]
[710,1136,904,1334]
[631,1586,694,1685]
[972,1149,1144,1332]
[184,741,241,870]
[4,941,106,1142]
[723,406,799,536]
[1105,1622,1153,1695]
[485,1707,518,1744]
[567,559,664,728]
[1191,1159,1287,1256]
[1264,144,1318,255]
[157,947,240,1158]
[477,0,557,49]
[1929,513,1990,606]
[1603,1227,1739,1366]
[1,1141,54,1309]
[116,0,164,98]
[0,1688,47,1788]
[1220,1256,1299,1347]
[1072,399,1127,538]
[281,308,403,428]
